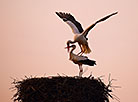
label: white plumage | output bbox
[66,21,80,34]
[56,12,118,55]
[66,45,96,77]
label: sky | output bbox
[0,0,138,102]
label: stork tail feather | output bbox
[79,59,96,66]
[82,44,91,54]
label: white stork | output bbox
[56,12,118,55]
[65,45,96,77]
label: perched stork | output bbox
[65,45,96,77]
[56,12,118,55]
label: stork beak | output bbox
[65,42,70,52]
[65,45,70,52]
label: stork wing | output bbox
[72,54,88,61]
[56,12,84,34]
[83,12,118,38]
[78,59,96,66]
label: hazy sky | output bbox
[1,0,138,102]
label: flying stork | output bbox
[65,44,96,77]
[56,12,118,55]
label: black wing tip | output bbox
[94,61,97,65]
[115,11,119,14]
[109,11,118,17]
[112,11,118,15]
[55,12,65,20]
[79,59,96,66]
[55,11,70,15]
[55,11,77,22]
[55,11,69,19]
[55,11,61,16]
[92,60,97,66]
[55,11,58,15]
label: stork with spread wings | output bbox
[56,12,118,55]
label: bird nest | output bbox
[12,75,118,102]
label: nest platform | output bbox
[12,75,113,102]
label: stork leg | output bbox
[78,48,85,56]
[79,65,83,77]
[77,51,83,56]
[79,51,84,56]
[77,44,84,56]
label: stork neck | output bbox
[69,40,75,44]
[71,47,75,53]
[69,47,75,58]
[69,48,75,60]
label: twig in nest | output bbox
[62,73,68,77]
[111,94,120,102]
[106,73,121,102]
[57,73,61,77]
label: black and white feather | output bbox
[56,11,118,36]
[66,45,96,77]
[56,12,83,34]
[56,11,118,55]
[78,59,96,66]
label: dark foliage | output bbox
[12,76,113,102]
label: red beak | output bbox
[65,45,70,52]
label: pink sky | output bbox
[0,0,138,102]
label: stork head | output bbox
[65,44,76,52]
[65,40,74,52]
